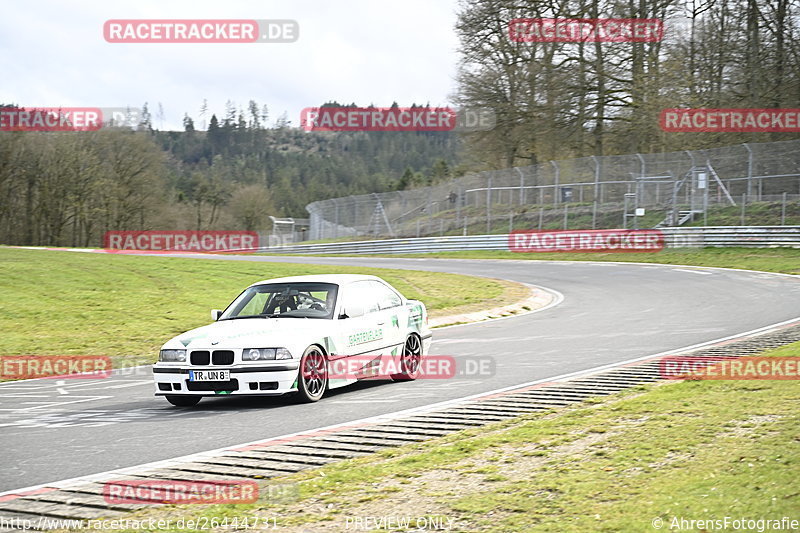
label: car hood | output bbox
[163,318,329,350]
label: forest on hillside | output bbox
[0,112,460,246]
[1,0,798,247]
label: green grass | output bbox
[77,341,800,532]
[0,247,505,366]
[684,199,800,227]
[372,247,800,275]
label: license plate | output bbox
[189,370,230,382]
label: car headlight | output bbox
[243,348,293,361]
[244,348,275,361]
[159,349,186,362]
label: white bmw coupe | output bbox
[153,274,432,406]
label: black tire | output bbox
[165,395,201,407]
[392,334,422,381]
[296,345,327,402]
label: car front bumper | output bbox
[152,363,300,396]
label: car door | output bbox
[331,281,387,379]
[365,280,406,357]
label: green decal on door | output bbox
[347,329,384,347]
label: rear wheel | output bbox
[296,346,327,402]
[165,395,201,407]
[392,334,422,381]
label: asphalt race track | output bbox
[2,255,799,493]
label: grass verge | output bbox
[0,247,509,366]
[85,341,800,532]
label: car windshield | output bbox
[220,282,338,320]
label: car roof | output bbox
[248,274,385,288]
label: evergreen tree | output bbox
[139,102,153,132]
[397,166,415,190]
[183,113,195,132]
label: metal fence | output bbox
[263,226,800,254]
[306,139,800,240]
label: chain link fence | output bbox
[306,139,800,240]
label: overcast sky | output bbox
[1,0,462,130]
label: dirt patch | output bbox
[717,414,782,439]
[270,408,651,532]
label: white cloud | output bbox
[0,0,461,130]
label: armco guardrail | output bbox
[263,227,800,255]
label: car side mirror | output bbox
[211,309,223,321]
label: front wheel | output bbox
[392,334,422,381]
[165,395,201,407]
[296,346,328,402]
